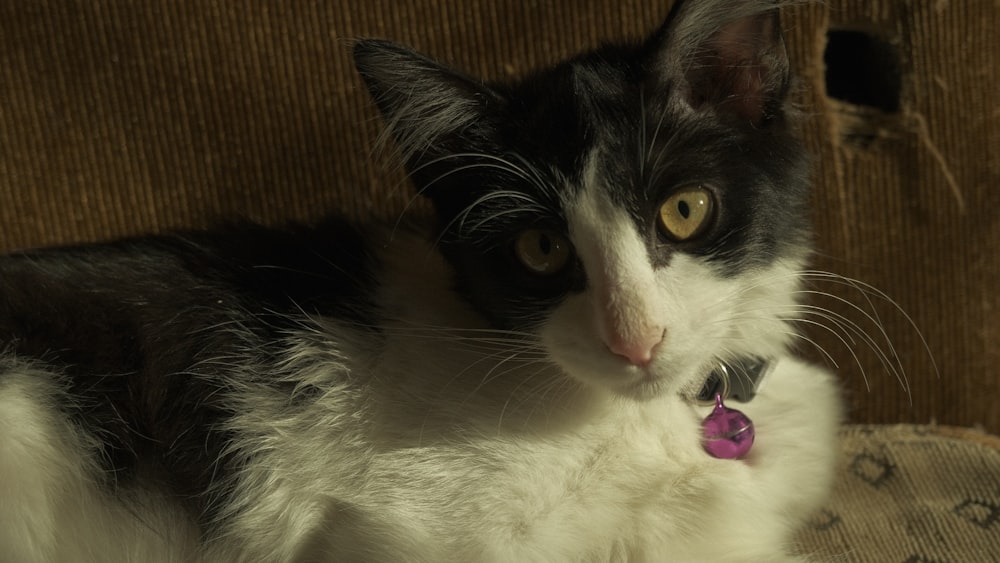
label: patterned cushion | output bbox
[798,425,1000,561]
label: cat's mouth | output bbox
[691,357,772,405]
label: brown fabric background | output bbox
[1,2,997,432]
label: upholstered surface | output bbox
[0,3,996,428]
[798,425,1000,562]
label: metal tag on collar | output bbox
[697,357,771,404]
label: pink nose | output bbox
[607,330,665,367]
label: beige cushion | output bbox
[798,425,1000,561]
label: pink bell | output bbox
[702,393,755,459]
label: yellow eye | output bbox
[514,229,573,275]
[657,186,716,241]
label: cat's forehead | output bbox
[504,55,722,210]
[541,56,640,116]
[500,53,651,191]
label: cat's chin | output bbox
[609,371,671,401]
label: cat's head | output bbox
[355,0,811,400]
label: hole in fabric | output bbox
[824,29,902,113]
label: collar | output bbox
[696,357,772,405]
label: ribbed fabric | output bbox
[0,1,997,433]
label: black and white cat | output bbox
[0,0,842,561]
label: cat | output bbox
[0,0,842,561]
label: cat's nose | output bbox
[607,329,665,367]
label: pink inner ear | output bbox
[710,56,768,124]
[683,11,788,125]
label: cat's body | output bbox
[0,1,841,561]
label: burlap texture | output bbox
[0,2,997,433]
[797,425,1000,561]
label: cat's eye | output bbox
[657,186,716,241]
[513,229,573,276]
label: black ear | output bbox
[353,40,503,170]
[650,0,791,125]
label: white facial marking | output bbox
[569,184,664,367]
[540,148,801,399]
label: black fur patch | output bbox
[0,219,377,525]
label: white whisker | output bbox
[698,263,933,399]
[798,270,939,380]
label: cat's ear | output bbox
[353,40,503,169]
[648,0,791,125]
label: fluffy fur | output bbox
[0,0,841,561]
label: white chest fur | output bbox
[226,348,840,563]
